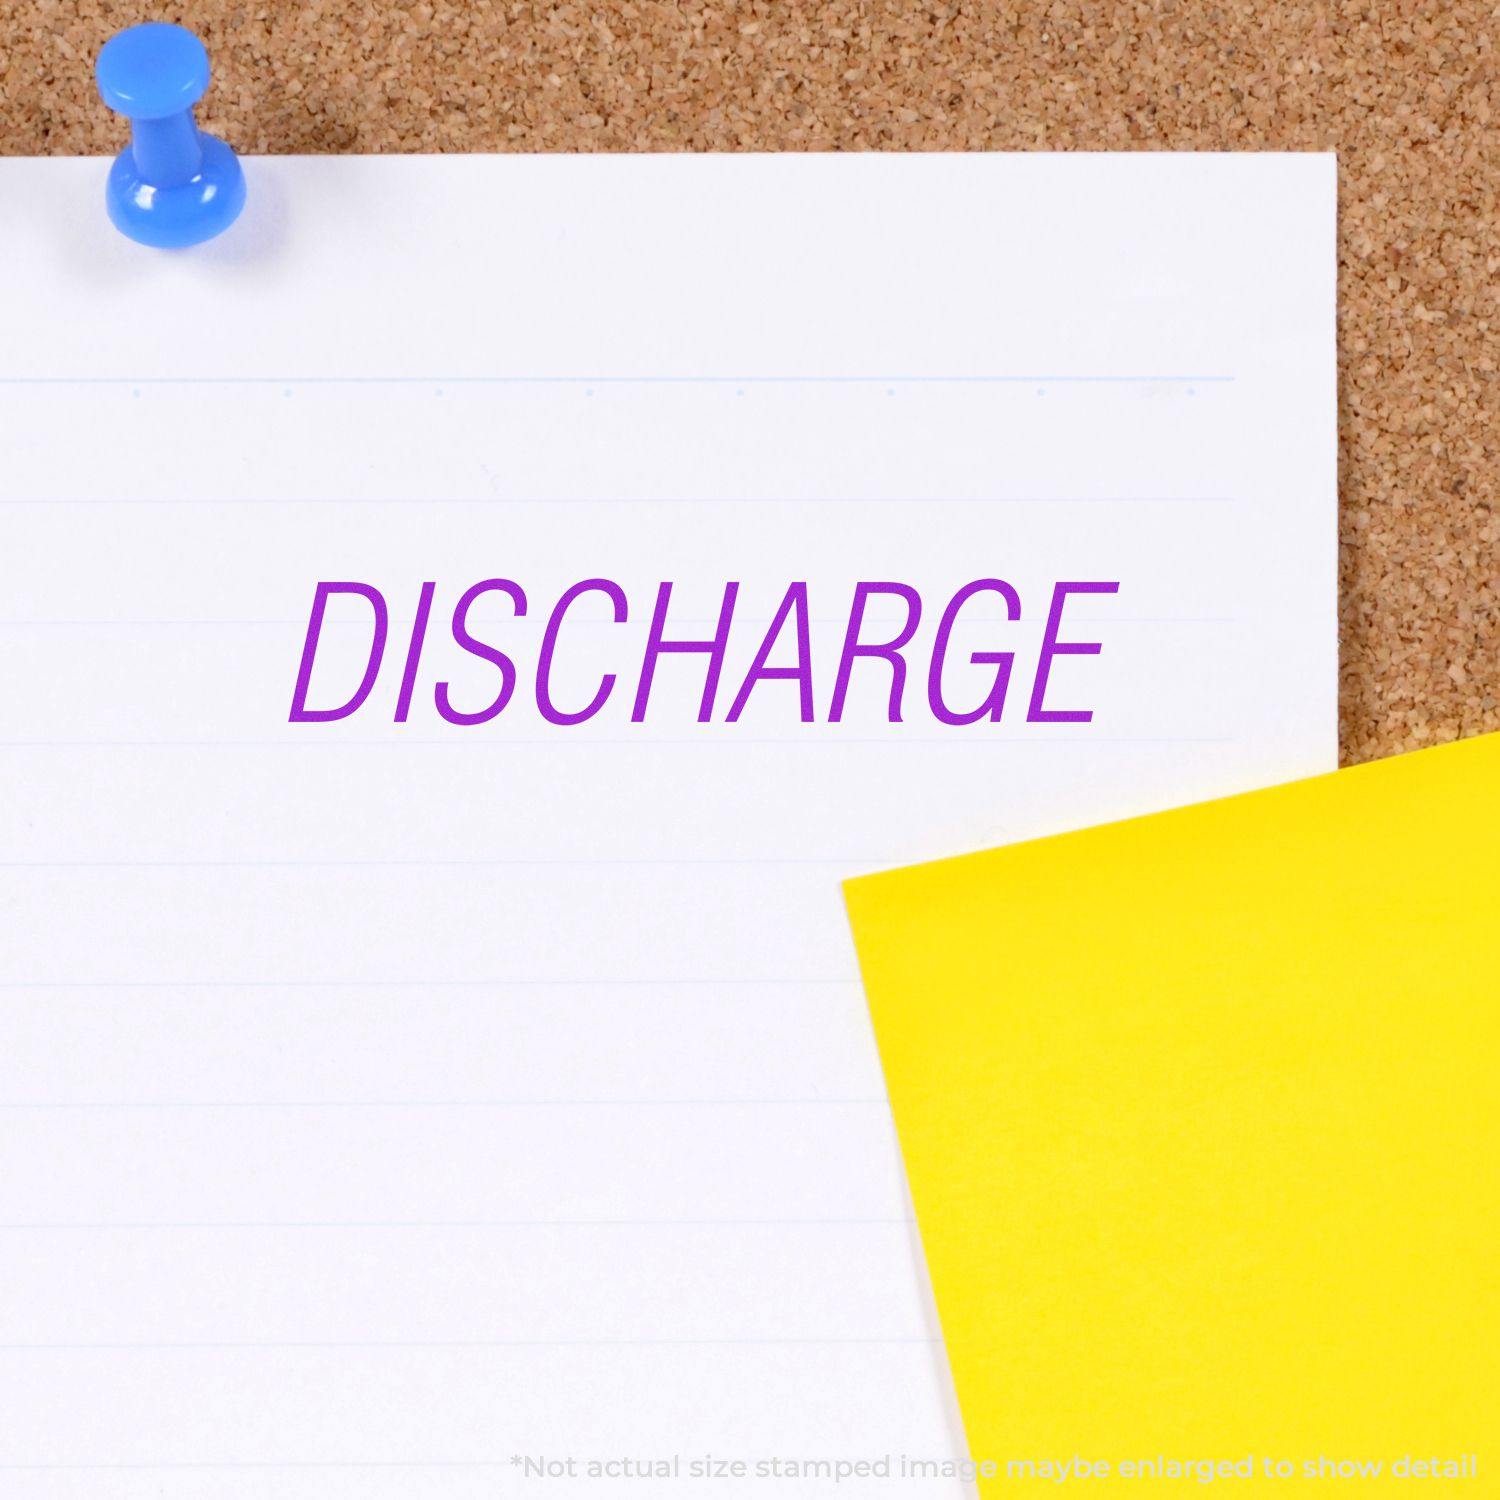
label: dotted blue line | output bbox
[0,374,1236,386]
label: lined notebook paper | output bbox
[0,154,1335,1497]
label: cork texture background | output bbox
[2,1,1495,763]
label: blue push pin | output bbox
[96,22,245,248]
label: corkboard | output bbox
[2,2,1495,763]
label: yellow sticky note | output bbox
[845,735,1497,1494]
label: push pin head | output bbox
[96,22,246,248]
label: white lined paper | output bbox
[0,153,1335,1495]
